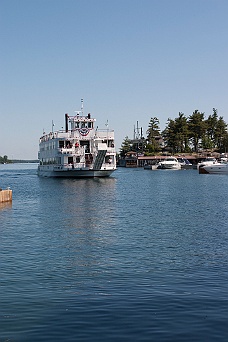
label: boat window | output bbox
[66,141,72,148]
[68,157,73,164]
[80,140,90,153]
[108,140,114,147]
[59,141,64,148]
[105,156,113,163]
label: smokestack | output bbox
[65,113,68,132]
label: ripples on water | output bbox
[0,164,228,341]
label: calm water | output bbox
[0,164,228,341]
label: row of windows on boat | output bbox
[40,158,62,165]
[39,155,114,165]
[39,140,114,151]
[72,122,94,128]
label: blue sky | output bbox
[1,0,228,159]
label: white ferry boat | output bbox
[38,103,116,178]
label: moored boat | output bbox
[200,161,228,174]
[177,157,193,169]
[197,157,217,173]
[38,101,116,178]
[144,164,160,170]
[157,157,181,170]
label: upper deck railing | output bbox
[40,128,114,143]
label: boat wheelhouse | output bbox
[38,103,116,177]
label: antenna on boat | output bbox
[136,121,140,139]
[105,120,109,137]
[52,120,55,133]
[81,98,84,116]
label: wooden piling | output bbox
[0,189,12,203]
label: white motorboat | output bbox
[177,157,193,169]
[197,157,218,174]
[157,157,181,170]
[197,157,217,172]
[38,101,116,178]
[200,161,228,174]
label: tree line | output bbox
[120,108,228,156]
[0,155,10,164]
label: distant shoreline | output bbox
[1,160,39,164]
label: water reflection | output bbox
[1,166,228,341]
[50,177,117,227]
[37,177,118,272]
[0,201,12,211]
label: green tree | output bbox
[0,155,9,164]
[174,112,189,152]
[221,131,228,153]
[188,110,206,152]
[201,135,214,150]
[204,108,218,148]
[162,118,179,153]
[119,136,131,157]
[146,117,161,152]
[214,116,227,151]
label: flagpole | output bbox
[81,99,84,116]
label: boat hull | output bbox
[159,165,181,170]
[198,166,209,174]
[37,168,115,178]
[200,164,228,175]
[144,164,159,170]
[157,164,181,170]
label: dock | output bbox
[0,189,12,203]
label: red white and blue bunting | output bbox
[79,128,90,136]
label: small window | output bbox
[68,157,73,164]
[59,141,64,148]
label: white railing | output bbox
[58,147,85,155]
[53,163,88,170]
